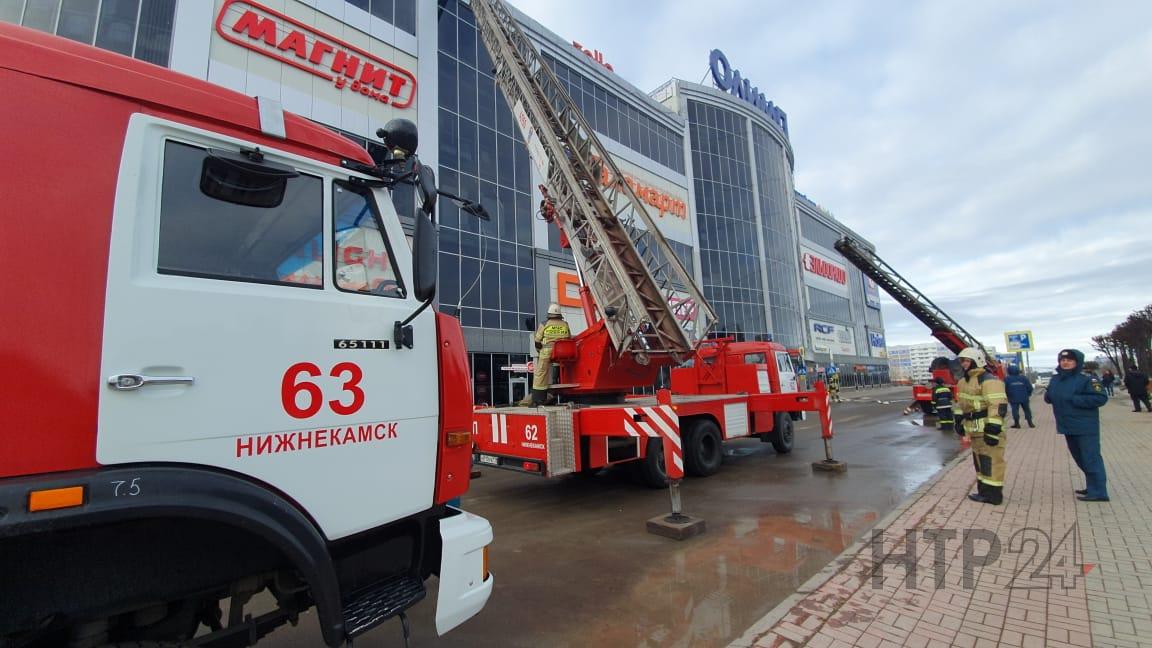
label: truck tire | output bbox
[684,419,723,477]
[769,414,794,454]
[631,438,668,488]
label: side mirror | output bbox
[412,208,437,302]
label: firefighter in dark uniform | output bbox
[530,303,571,406]
[932,377,956,434]
[955,347,1009,505]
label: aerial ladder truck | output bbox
[467,0,840,528]
[834,237,1004,420]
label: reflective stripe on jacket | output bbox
[957,368,1007,428]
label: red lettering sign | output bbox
[802,253,847,285]
[234,421,399,458]
[590,155,687,219]
[216,0,417,109]
[571,41,615,73]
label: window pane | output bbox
[57,0,99,44]
[369,0,392,22]
[158,142,323,288]
[0,2,24,23]
[134,0,175,66]
[392,0,415,34]
[458,118,478,176]
[94,0,139,56]
[333,182,404,297]
[457,63,476,120]
[22,0,61,32]
[457,17,476,67]
[437,10,456,56]
[438,252,460,307]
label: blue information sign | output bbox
[1004,331,1034,352]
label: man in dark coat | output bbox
[1123,365,1151,412]
[1045,349,1109,502]
[1003,365,1035,428]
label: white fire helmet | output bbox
[957,347,984,363]
[547,303,562,316]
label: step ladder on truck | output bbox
[833,236,1004,427]
[468,0,843,538]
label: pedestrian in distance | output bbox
[955,347,1009,505]
[1101,369,1116,396]
[1045,349,1110,502]
[1123,364,1151,412]
[529,303,571,407]
[827,366,842,403]
[932,377,956,434]
[1003,365,1035,428]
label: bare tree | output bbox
[1104,303,1152,377]
[1092,334,1123,373]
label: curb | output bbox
[727,449,972,648]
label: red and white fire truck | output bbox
[0,24,491,647]
[468,0,835,489]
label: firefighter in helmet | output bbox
[955,347,1009,504]
[932,377,956,435]
[530,303,571,406]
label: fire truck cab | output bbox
[0,24,491,647]
[672,340,800,397]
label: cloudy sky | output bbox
[508,0,1152,368]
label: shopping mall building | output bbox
[3,0,891,403]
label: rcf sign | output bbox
[800,244,849,298]
[216,0,417,109]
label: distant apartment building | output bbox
[887,342,954,382]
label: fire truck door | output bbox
[97,118,439,540]
[776,351,798,393]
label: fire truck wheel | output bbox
[630,438,669,488]
[684,419,723,477]
[769,414,794,454]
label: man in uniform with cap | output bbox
[1046,349,1110,501]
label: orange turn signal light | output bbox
[28,486,85,512]
[483,546,491,581]
[446,431,472,447]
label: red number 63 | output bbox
[281,362,365,419]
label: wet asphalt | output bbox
[267,385,963,647]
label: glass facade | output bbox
[688,100,768,341]
[752,125,804,348]
[2,0,176,66]
[799,211,842,250]
[471,352,531,407]
[343,0,416,35]
[806,286,851,322]
[543,53,685,174]
[437,0,535,333]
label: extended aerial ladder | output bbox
[472,0,716,394]
[834,236,1003,377]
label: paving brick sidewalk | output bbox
[730,391,1152,648]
